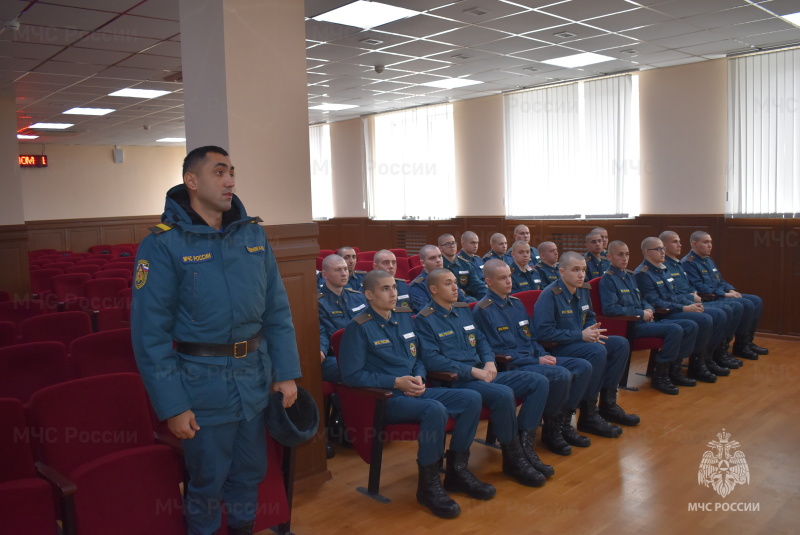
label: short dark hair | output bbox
[363,269,393,292]
[183,146,229,176]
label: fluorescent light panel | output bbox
[312,1,418,29]
[108,88,171,99]
[542,52,614,68]
[63,107,115,116]
[30,122,73,129]
[420,78,482,89]
[309,103,359,111]
[783,12,800,26]
[17,134,39,139]
[156,137,186,142]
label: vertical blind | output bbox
[503,74,639,219]
[728,48,800,217]
[309,123,334,220]
[365,103,456,220]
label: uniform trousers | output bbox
[454,370,548,444]
[631,318,697,362]
[182,411,267,535]
[385,387,481,466]
[321,355,341,383]
[516,357,593,412]
[551,336,629,398]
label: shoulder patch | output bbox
[318,292,324,299]
[418,307,435,317]
[394,306,413,313]
[639,265,649,273]
[148,222,174,235]
[452,302,470,308]
[478,299,493,309]
[412,276,425,284]
[605,267,616,275]
[250,216,263,223]
[685,254,695,262]
[354,313,372,324]
[553,287,563,294]
[624,269,635,274]
[581,282,592,289]
[508,295,520,301]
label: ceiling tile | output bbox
[389,57,452,72]
[649,0,752,19]
[379,0,456,13]
[98,65,165,80]
[509,44,585,62]
[739,28,800,46]
[311,61,371,77]
[646,56,707,68]
[18,4,118,31]
[713,17,796,38]
[0,57,42,71]
[382,39,457,57]
[432,25,511,46]
[480,11,571,35]
[129,0,181,20]
[682,5,772,30]
[10,42,64,60]
[9,27,90,46]
[676,39,751,56]
[306,43,366,62]
[762,0,800,16]
[583,8,674,32]
[430,1,530,24]
[538,0,640,21]
[50,0,143,12]
[524,22,608,44]
[34,61,106,76]
[650,30,732,48]
[139,40,182,57]
[469,35,548,54]
[306,19,362,43]
[375,14,465,38]
[329,30,414,49]
[98,15,180,40]
[622,19,705,40]
[52,47,132,66]
[73,34,162,53]
[116,53,181,70]
[568,33,641,52]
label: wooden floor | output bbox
[282,337,799,535]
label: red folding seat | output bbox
[316,256,323,271]
[389,248,407,258]
[76,259,108,267]
[21,311,92,349]
[28,374,185,535]
[407,254,421,268]
[0,300,47,330]
[29,248,57,258]
[406,265,424,282]
[52,273,91,305]
[110,244,135,257]
[0,341,70,402]
[94,269,133,285]
[356,250,376,261]
[48,262,76,271]
[96,307,130,332]
[89,245,113,255]
[395,257,410,280]
[0,321,18,347]
[30,268,63,299]
[88,254,114,262]
[354,260,373,272]
[0,398,59,533]
[319,249,335,257]
[65,264,102,276]
[82,278,129,313]
[71,328,137,378]
[104,261,135,271]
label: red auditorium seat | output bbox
[21,311,92,349]
[0,300,47,330]
[0,341,71,402]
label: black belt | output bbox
[176,332,262,358]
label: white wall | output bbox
[19,144,185,221]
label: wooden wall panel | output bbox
[785,221,800,337]
[67,228,101,253]
[29,230,65,252]
[102,226,136,246]
[0,225,29,297]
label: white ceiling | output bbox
[2,0,799,146]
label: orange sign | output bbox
[19,155,48,168]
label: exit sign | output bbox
[19,155,48,168]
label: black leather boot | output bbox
[706,346,730,376]
[747,333,768,355]
[417,460,461,518]
[500,436,546,487]
[541,414,571,456]
[519,429,555,477]
[561,409,591,447]
[651,361,679,395]
[443,450,495,500]
[227,521,255,535]
[713,343,741,369]
[688,351,717,383]
[577,399,622,438]
[669,361,696,387]
[732,337,758,360]
[599,388,640,426]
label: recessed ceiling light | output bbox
[108,88,171,99]
[312,1,419,29]
[156,137,186,142]
[30,122,73,129]
[63,107,115,116]
[17,134,39,139]
[309,103,359,111]
[420,78,483,89]
[783,12,800,26]
[542,52,614,68]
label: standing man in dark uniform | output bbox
[508,240,544,293]
[533,252,637,438]
[132,146,300,535]
[415,268,551,486]
[535,241,561,286]
[438,233,486,300]
[340,270,492,518]
[682,231,767,360]
[373,249,412,309]
[584,231,610,280]
[318,254,367,382]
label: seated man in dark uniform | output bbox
[458,231,485,275]
[373,249,412,309]
[533,252,637,438]
[599,241,698,395]
[415,268,551,486]
[340,270,493,519]
[474,259,593,455]
[508,240,544,293]
[337,246,366,291]
[634,236,727,384]
[438,233,486,300]
[584,231,610,280]
[659,230,743,374]
[535,241,561,286]
[591,227,609,255]
[482,233,513,264]
[513,224,541,264]
[681,231,767,360]
[410,244,470,313]
[318,254,367,382]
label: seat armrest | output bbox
[36,462,77,497]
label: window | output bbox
[309,124,333,220]
[365,103,456,220]
[728,48,800,217]
[503,74,640,219]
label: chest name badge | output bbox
[560,309,573,315]
[464,325,475,331]
[398,294,409,300]
[403,332,415,340]
[581,304,590,311]
[182,252,213,264]
[518,320,529,326]
[373,339,391,347]
[331,310,343,315]
[352,304,366,313]
[620,288,630,293]
[438,330,454,338]
[246,245,265,253]
[497,325,509,332]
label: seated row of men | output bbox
[316,228,766,517]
